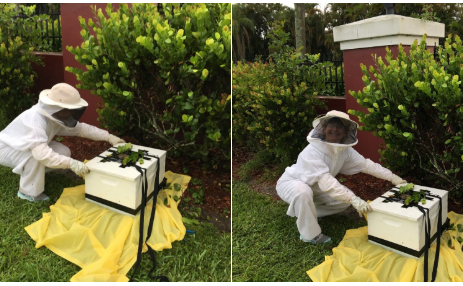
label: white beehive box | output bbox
[368,184,448,259]
[84,143,166,217]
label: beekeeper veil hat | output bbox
[311,110,359,145]
[38,83,88,128]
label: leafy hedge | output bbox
[0,4,43,122]
[66,4,231,164]
[349,34,463,196]
[233,22,326,160]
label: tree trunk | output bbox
[295,3,306,56]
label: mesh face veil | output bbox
[39,101,86,128]
[311,116,358,145]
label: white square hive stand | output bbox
[84,143,166,217]
[368,184,449,259]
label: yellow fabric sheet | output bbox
[25,171,190,282]
[307,211,463,282]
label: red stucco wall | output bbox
[31,52,64,101]
[343,45,414,163]
[61,3,119,127]
[317,96,346,114]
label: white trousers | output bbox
[0,141,70,196]
[276,173,350,240]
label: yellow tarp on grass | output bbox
[25,171,190,282]
[307,211,463,282]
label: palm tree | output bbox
[295,3,306,55]
[232,4,255,62]
[304,3,323,55]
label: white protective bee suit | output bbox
[0,83,124,199]
[276,110,406,241]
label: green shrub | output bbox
[232,21,326,161]
[0,4,43,122]
[66,3,231,163]
[349,34,463,196]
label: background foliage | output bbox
[0,4,43,122]
[349,35,463,196]
[232,3,463,62]
[233,22,326,161]
[66,3,231,164]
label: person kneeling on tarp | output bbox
[0,83,125,202]
[276,110,406,244]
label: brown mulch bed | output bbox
[56,135,231,232]
[233,146,463,215]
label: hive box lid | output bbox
[85,143,166,181]
[369,184,448,221]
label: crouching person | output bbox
[0,83,125,202]
[276,110,406,244]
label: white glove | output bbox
[69,159,90,176]
[108,134,125,146]
[391,174,407,186]
[350,196,373,217]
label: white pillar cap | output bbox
[333,15,445,50]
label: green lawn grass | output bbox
[232,180,367,282]
[0,165,231,282]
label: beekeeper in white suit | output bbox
[0,83,125,202]
[276,110,407,244]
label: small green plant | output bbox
[339,177,347,183]
[183,167,189,174]
[182,217,200,225]
[121,150,145,166]
[398,183,414,194]
[391,183,429,205]
[186,207,201,218]
[111,143,145,165]
[116,143,132,154]
[56,137,64,142]
[191,178,203,186]
[191,187,205,204]
[403,190,427,205]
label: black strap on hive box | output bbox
[426,193,443,282]
[128,155,169,282]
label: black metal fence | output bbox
[16,4,62,52]
[302,54,345,97]
[35,4,61,52]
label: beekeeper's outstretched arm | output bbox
[31,143,88,176]
[57,122,125,146]
[362,159,407,185]
[31,123,124,176]
[339,148,407,185]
